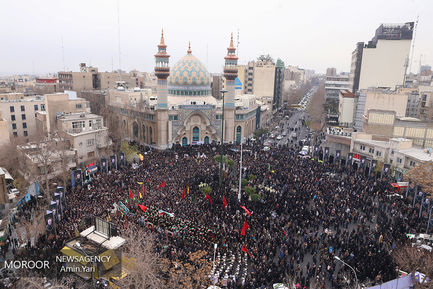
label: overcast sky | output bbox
[1,0,432,76]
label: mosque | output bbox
[106,31,259,149]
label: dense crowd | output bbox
[11,137,429,288]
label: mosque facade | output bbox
[106,31,259,149]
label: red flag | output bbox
[129,188,134,200]
[157,181,165,189]
[142,185,145,196]
[241,244,251,257]
[181,188,185,200]
[138,204,147,213]
[240,221,249,236]
[223,195,228,208]
[124,214,127,230]
[206,194,213,204]
[240,205,252,216]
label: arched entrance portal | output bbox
[204,136,210,144]
[193,126,199,142]
[182,137,188,146]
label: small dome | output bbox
[168,53,211,96]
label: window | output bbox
[376,151,381,157]
[360,145,365,151]
[410,160,416,167]
[21,114,26,120]
[87,151,95,158]
[22,122,27,129]
[76,103,82,109]
[391,150,395,155]
[23,131,28,137]
[11,115,15,121]
[72,121,85,129]
[13,132,17,137]
[12,123,17,130]
[40,104,45,111]
[397,158,402,164]
[10,106,14,113]
[87,139,95,146]
[34,104,38,111]
[21,105,25,111]
[192,126,199,142]
[369,148,374,153]
[89,120,92,127]
[169,115,178,121]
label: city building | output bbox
[326,68,337,77]
[36,92,90,135]
[58,64,156,95]
[349,22,414,93]
[350,133,433,176]
[338,90,355,127]
[418,86,433,121]
[353,88,409,131]
[325,73,350,101]
[0,93,45,140]
[362,110,433,148]
[273,59,285,110]
[0,113,10,147]
[56,112,110,166]
[0,168,8,204]
[106,32,258,148]
[211,74,223,99]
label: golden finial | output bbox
[187,41,192,54]
[160,28,165,45]
[229,32,234,48]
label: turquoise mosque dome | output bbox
[168,46,211,96]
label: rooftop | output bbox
[340,90,355,98]
[57,112,102,121]
[399,147,433,162]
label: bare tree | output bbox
[32,136,56,196]
[405,161,433,195]
[393,245,433,289]
[116,228,165,289]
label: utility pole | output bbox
[238,138,243,202]
[219,89,228,191]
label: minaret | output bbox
[155,29,170,109]
[154,29,170,148]
[223,33,238,142]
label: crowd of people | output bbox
[9,134,429,288]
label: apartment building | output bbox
[0,93,45,140]
[56,112,110,166]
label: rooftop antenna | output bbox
[409,15,419,73]
[117,0,122,80]
[61,36,66,71]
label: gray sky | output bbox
[1,0,432,76]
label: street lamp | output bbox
[334,256,358,289]
[219,89,228,191]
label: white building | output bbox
[338,90,355,126]
[349,22,414,93]
[350,133,433,175]
[325,74,350,100]
[56,112,110,166]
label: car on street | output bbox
[276,135,283,140]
